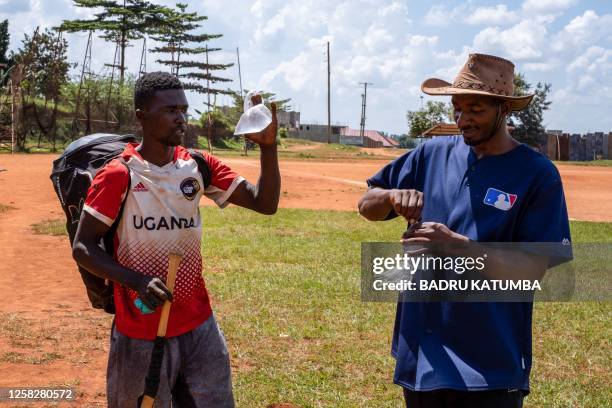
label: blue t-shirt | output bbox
[367,136,572,392]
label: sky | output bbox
[1,0,611,135]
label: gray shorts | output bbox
[107,314,234,408]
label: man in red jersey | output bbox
[72,72,280,407]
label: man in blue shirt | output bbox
[359,53,572,407]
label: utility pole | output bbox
[359,82,373,143]
[73,30,93,137]
[138,37,147,78]
[326,41,331,144]
[236,47,244,101]
[105,39,121,126]
[9,77,15,154]
[236,46,247,156]
[205,45,212,153]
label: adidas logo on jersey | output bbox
[133,182,148,192]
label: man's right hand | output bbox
[388,189,424,223]
[136,276,173,311]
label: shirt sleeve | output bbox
[200,152,245,208]
[83,159,130,227]
[366,144,423,220]
[514,164,573,267]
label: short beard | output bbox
[161,133,183,147]
[463,130,496,146]
[463,105,505,146]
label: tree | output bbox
[0,19,9,65]
[510,73,552,146]
[14,27,71,151]
[397,134,418,149]
[150,3,233,101]
[0,19,14,86]
[406,101,452,137]
[63,74,136,135]
[60,0,172,85]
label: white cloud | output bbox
[1,0,610,134]
[523,62,554,72]
[522,0,577,13]
[552,10,612,52]
[360,24,394,52]
[379,1,404,18]
[473,19,548,60]
[424,4,464,26]
[409,35,438,48]
[425,3,519,26]
[566,46,612,81]
[551,46,612,131]
[465,5,519,25]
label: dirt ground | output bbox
[0,153,610,406]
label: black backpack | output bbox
[50,133,211,314]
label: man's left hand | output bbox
[245,97,277,148]
[402,222,469,244]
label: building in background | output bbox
[418,123,461,138]
[541,131,611,161]
[290,123,399,148]
[276,110,300,130]
[339,128,398,148]
[289,123,343,143]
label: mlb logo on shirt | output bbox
[483,188,517,211]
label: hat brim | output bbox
[421,78,534,111]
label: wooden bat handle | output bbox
[156,252,182,338]
[140,395,155,408]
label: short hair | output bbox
[134,72,183,109]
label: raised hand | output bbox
[244,96,278,148]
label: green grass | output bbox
[3,134,401,160]
[0,313,66,364]
[197,208,611,407]
[194,137,402,161]
[0,137,72,154]
[28,211,611,406]
[200,207,404,407]
[31,219,66,236]
[197,136,245,151]
[557,160,612,167]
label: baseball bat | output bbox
[138,252,182,408]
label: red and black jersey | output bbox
[84,143,244,340]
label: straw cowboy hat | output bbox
[421,53,534,111]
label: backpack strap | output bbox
[188,149,212,189]
[103,158,131,254]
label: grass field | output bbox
[557,159,612,167]
[30,210,611,407]
[200,208,611,407]
[31,219,67,236]
[3,136,396,160]
[204,137,398,161]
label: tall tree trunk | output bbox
[49,97,59,152]
[85,94,92,134]
[117,28,127,131]
[120,29,126,86]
